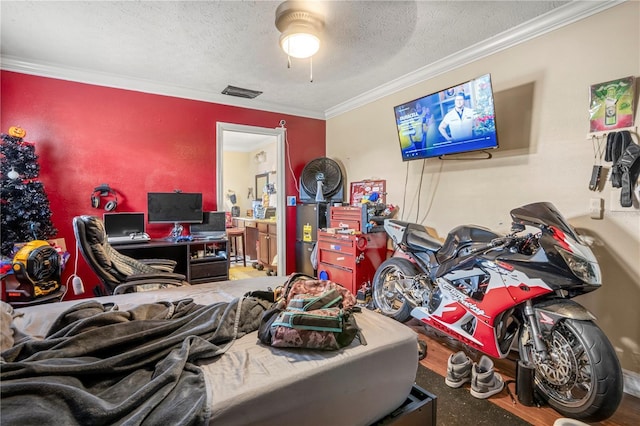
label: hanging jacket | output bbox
[615,143,640,207]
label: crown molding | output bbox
[324,0,625,119]
[0,57,325,120]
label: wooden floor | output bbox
[228,263,271,280]
[408,320,640,426]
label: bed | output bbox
[1,276,421,425]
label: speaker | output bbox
[91,183,118,211]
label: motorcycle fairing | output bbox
[532,299,596,334]
[412,259,553,358]
[484,260,554,305]
[497,231,601,293]
[510,202,579,241]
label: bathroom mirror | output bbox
[255,173,269,200]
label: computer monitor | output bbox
[103,212,148,243]
[147,192,203,224]
[103,212,145,236]
[190,211,227,239]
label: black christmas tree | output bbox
[1,127,57,257]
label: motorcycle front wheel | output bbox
[372,257,417,322]
[518,318,623,422]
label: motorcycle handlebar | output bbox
[467,238,506,255]
[490,237,509,247]
[468,235,532,256]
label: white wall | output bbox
[222,151,252,215]
[223,141,279,218]
[327,2,640,375]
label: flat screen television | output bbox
[393,73,498,160]
[147,192,203,224]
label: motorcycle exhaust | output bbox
[394,279,420,306]
[516,360,536,406]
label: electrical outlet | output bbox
[589,197,603,219]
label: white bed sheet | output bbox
[11,277,419,425]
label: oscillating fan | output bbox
[300,157,344,202]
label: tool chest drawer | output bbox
[318,262,355,293]
[330,206,367,232]
[318,248,353,267]
[317,234,356,256]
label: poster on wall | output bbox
[350,180,386,205]
[589,76,636,132]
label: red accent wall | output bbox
[1,71,326,299]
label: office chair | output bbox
[72,215,189,295]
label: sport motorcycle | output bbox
[372,202,623,422]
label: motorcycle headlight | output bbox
[557,248,601,285]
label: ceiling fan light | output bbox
[275,1,324,59]
[280,30,320,59]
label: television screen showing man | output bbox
[438,92,477,142]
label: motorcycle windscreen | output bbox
[509,202,579,240]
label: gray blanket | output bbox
[0,297,269,425]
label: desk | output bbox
[113,239,229,284]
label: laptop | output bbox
[103,212,150,244]
[190,211,227,240]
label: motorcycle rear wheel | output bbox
[372,257,417,322]
[518,318,623,422]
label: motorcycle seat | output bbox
[405,224,443,252]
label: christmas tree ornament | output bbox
[7,167,19,180]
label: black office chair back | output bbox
[72,215,161,294]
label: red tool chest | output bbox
[329,205,368,233]
[317,230,388,295]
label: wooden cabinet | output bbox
[269,225,277,266]
[114,239,229,284]
[243,220,259,261]
[257,221,277,273]
[231,218,259,261]
[317,231,387,295]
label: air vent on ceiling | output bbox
[221,85,263,99]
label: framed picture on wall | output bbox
[589,76,635,132]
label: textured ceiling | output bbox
[0,1,617,119]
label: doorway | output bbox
[216,122,286,275]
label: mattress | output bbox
[11,276,419,425]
